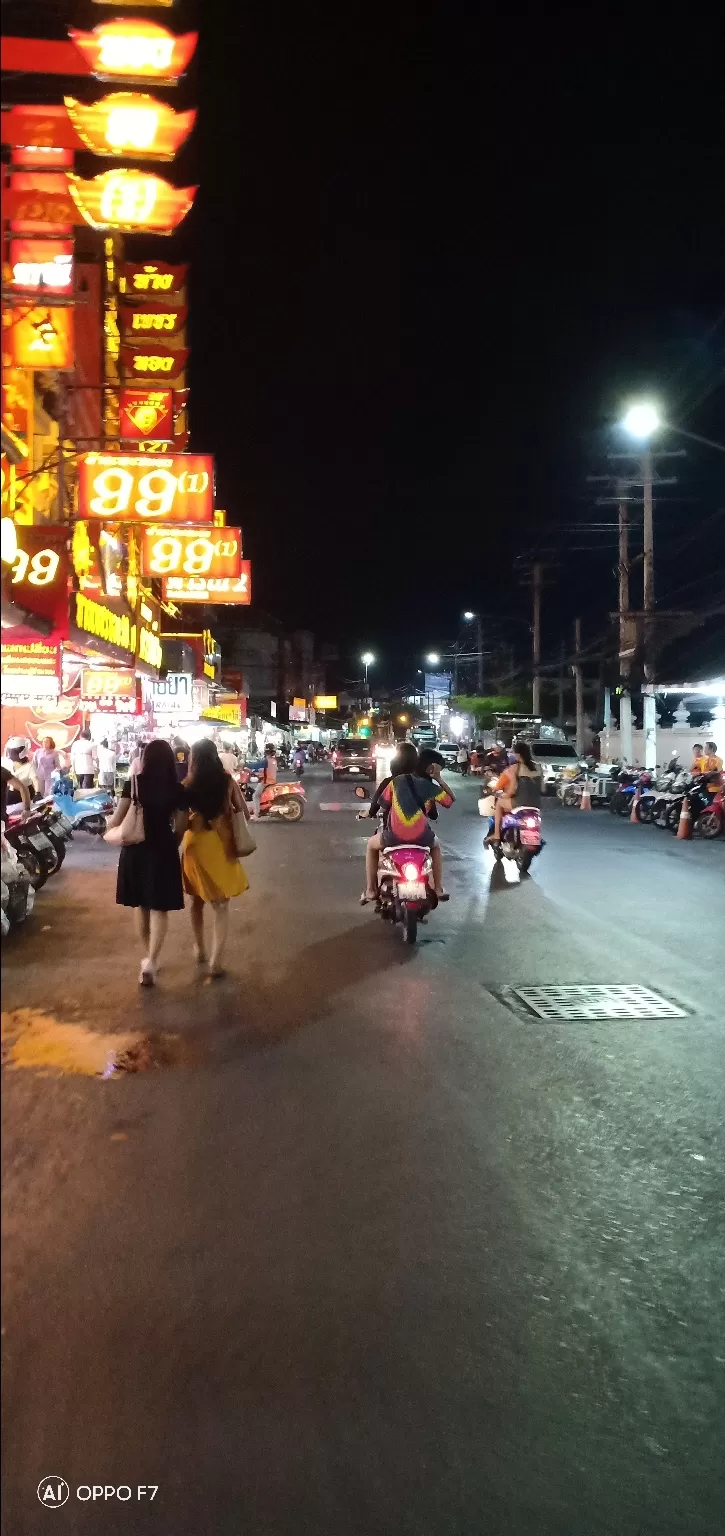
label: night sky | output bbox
[5,3,725,684]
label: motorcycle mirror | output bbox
[354,785,369,799]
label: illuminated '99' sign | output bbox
[140,526,242,579]
[78,453,214,523]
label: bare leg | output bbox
[364,833,381,900]
[209,900,230,974]
[431,845,448,898]
[136,907,150,949]
[148,910,168,968]
[189,895,206,961]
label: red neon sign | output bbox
[64,93,196,161]
[121,346,189,381]
[68,169,196,233]
[119,262,187,296]
[78,453,214,523]
[141,527,243,580]
[68,21,198,83]
[10,239,73,292]
[120,304,188,337]
[119,387,174,442]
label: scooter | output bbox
[4,799,70,883]
[1,833,35,925]
[51,772,114,836]
[481,792,544,875]
[238,769,306,822]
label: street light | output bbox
[462,610,475,621]
[426,652,441,666]
[361,651,375,688]
[622,402,661,439]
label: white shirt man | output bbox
[71,734,98,787]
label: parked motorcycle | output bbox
[238,769,306,822]
[51,772,113,836]
[666,773,723,834]
[0,834,35,926]
[696,785,724,839]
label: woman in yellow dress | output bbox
[182,739,249,977]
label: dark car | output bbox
[331,737,376,782]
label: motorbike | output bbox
[51,772,114,836]
[696,785,724,839]
[1,833,35,926]
[480,792,544,875]
[356,791,439,944]
[651,768,691,829]
[666,773,723,834]
[238,768,306,822]
[3,804,61,888]
[609,768,654,817]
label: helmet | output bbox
[4,736,30,760]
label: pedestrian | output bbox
[32,736,61,797]
[108,739,189,987]
[251,745,278,819]
[71,728,98,788]
[171,735,190,782]
[181,738,250,978]
[456,742,470,775]
[97,737,117,790]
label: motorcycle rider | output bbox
[2,738,39,802]
[1,763,31,821]
[251,745,278,820]
[485,740,541,846]
[361,743,454,904]
[698,740,723,775]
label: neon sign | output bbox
[119,387,174,442]
[119,262,187,295]
[78,452,214,523]
[162,564,252,605]
[68,22,198,83]
[4,307,74,370]
[141,527,242,580]
[121,346,188,379]
[120,305,188,336]
[68,169,196,233]
[64,93,195,160]
[10,239,73,291]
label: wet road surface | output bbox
[2,766,724,1534]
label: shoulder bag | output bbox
[227,779,257,858]
[103,775,145,847]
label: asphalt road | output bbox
[2,766,724,1536]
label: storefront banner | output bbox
[1,521,69,627]
[78,451,213,523]
[141,525,242,579]
[146,671,193,712]
[162,561,251,604]
[68,590,162,673]
[5,305,74,370]
[201,702,243,728]
[1,640,61,698]
[119,262,187,296]
[120,303,188,337]
[81,667,136,699]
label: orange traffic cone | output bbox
[630,787,641,824]
[676,796,692,840]
[580,779,592,810]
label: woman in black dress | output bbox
[110,739,188,987]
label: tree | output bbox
[451,694,528,729]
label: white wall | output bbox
[602,717,725,768]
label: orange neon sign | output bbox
[64,93,196,160]
[68,169,196,232]
[141,527,243,580]
[78,453,214,523]
[162,566,252,605]
[119,262,187,296]
[3,305,74,370]
[68,21,197,82]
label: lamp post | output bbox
[463,610,484,694]
[621,403,661,766]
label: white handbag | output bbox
[104,777,145,847]
[227,782,256,857]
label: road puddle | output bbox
[1,1009,200,1078]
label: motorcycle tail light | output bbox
[523,816,539,828]
[403,862,421,882]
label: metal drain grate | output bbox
[513,985,688,1021]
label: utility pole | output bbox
[532,562,542,715]
[617,483,633,764]
[476,615,484,696]
[640,446,657,769]
[573,617,585,754]
[556,638,566,728]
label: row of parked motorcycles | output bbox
[557,760,724,837]
[1,773,114,935]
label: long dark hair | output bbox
[185,738,229,826]
[391,742,420,776]
[136,739,178,804]
[513,739,537,771]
